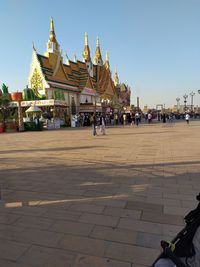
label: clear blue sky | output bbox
[1,0,200,108]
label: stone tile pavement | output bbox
[0,121,200,266]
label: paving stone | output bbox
[9,206,47,216]
[13,215,54,230]
[93,199,127,208]
[0,226,63,247]
[51,220,94,236]
[69,203,105,214]
[0,259,32,267]
[118,218,162,235]
[18,244,76,267]
[136,232,164,249]
[125,201,163,213]
[90,225,137,244]
[163,193,195,201]
[42,209,82,221]
[141,211,184,225]
[73,254,132,267]
[146,197,181,207]
[79,213,119,227]
[59,234,109,257]
[105,242,160,265]
[0,212,20,224]
[103,206,141,219]
[0,238,30,261]
[164,206,191,216]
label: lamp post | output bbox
[190,91,195,112]
[176,97,180,112]
[183,94,188,112]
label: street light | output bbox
[176,97,180,112]
[190,91,195,111]
[183,94,188,112]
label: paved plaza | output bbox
[0,122,200,267]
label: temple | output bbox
[28,17,131,115]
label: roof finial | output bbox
[106,50,109,61]
[50,17,54,32]
[74,53,77,62]
[93,36,103,65]
[105,50,110,69]
[83,32,91,62]
[85,32,88,46]
[32,41,36,51]
[114,66,119,86]
[49,17,57,43]
[65,52,70,65]
[96,36,100,47]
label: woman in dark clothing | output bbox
[162,113,166,123]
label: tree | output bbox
[0,84,11,129]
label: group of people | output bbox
[90,114,106,136]
[74,112,192,134]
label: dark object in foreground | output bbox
[152,193,200,267]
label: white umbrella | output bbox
[25,106,42,113]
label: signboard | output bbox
[10,99,67,107]
[79,105,95,112]
[82,88,96,96]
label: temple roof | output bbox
[36,52,115,96]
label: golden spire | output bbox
[96,36,100,46]
[105,50,110,69]
[93,36,103,65]
[65,52,70,65]
[46,17,60,54]
[114,67,119,86]
[85,32,88,45]
[49,17,57,42]
[83,32,91,62]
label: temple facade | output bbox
[28,17,131,115]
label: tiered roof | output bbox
[34,17,117,98]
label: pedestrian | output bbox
[148,113,152,123]
[162,113,166,123]
[90,114,97,136]
[100,115,106,135]
[135,112,140,126]
[131,113,135,125]
[185,113,190,124]
[123,114,126,126]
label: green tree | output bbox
[0,84,11,129]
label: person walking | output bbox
[135,112,140,126]
[90,114,97,136]
[162,113,166,123]
[123,114,126,126]
[100,115,106,135]
[148,113,152,123]
[185,113,190,124]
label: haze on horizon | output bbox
[0,0,200,108]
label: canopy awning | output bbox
[25,106,42,113]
